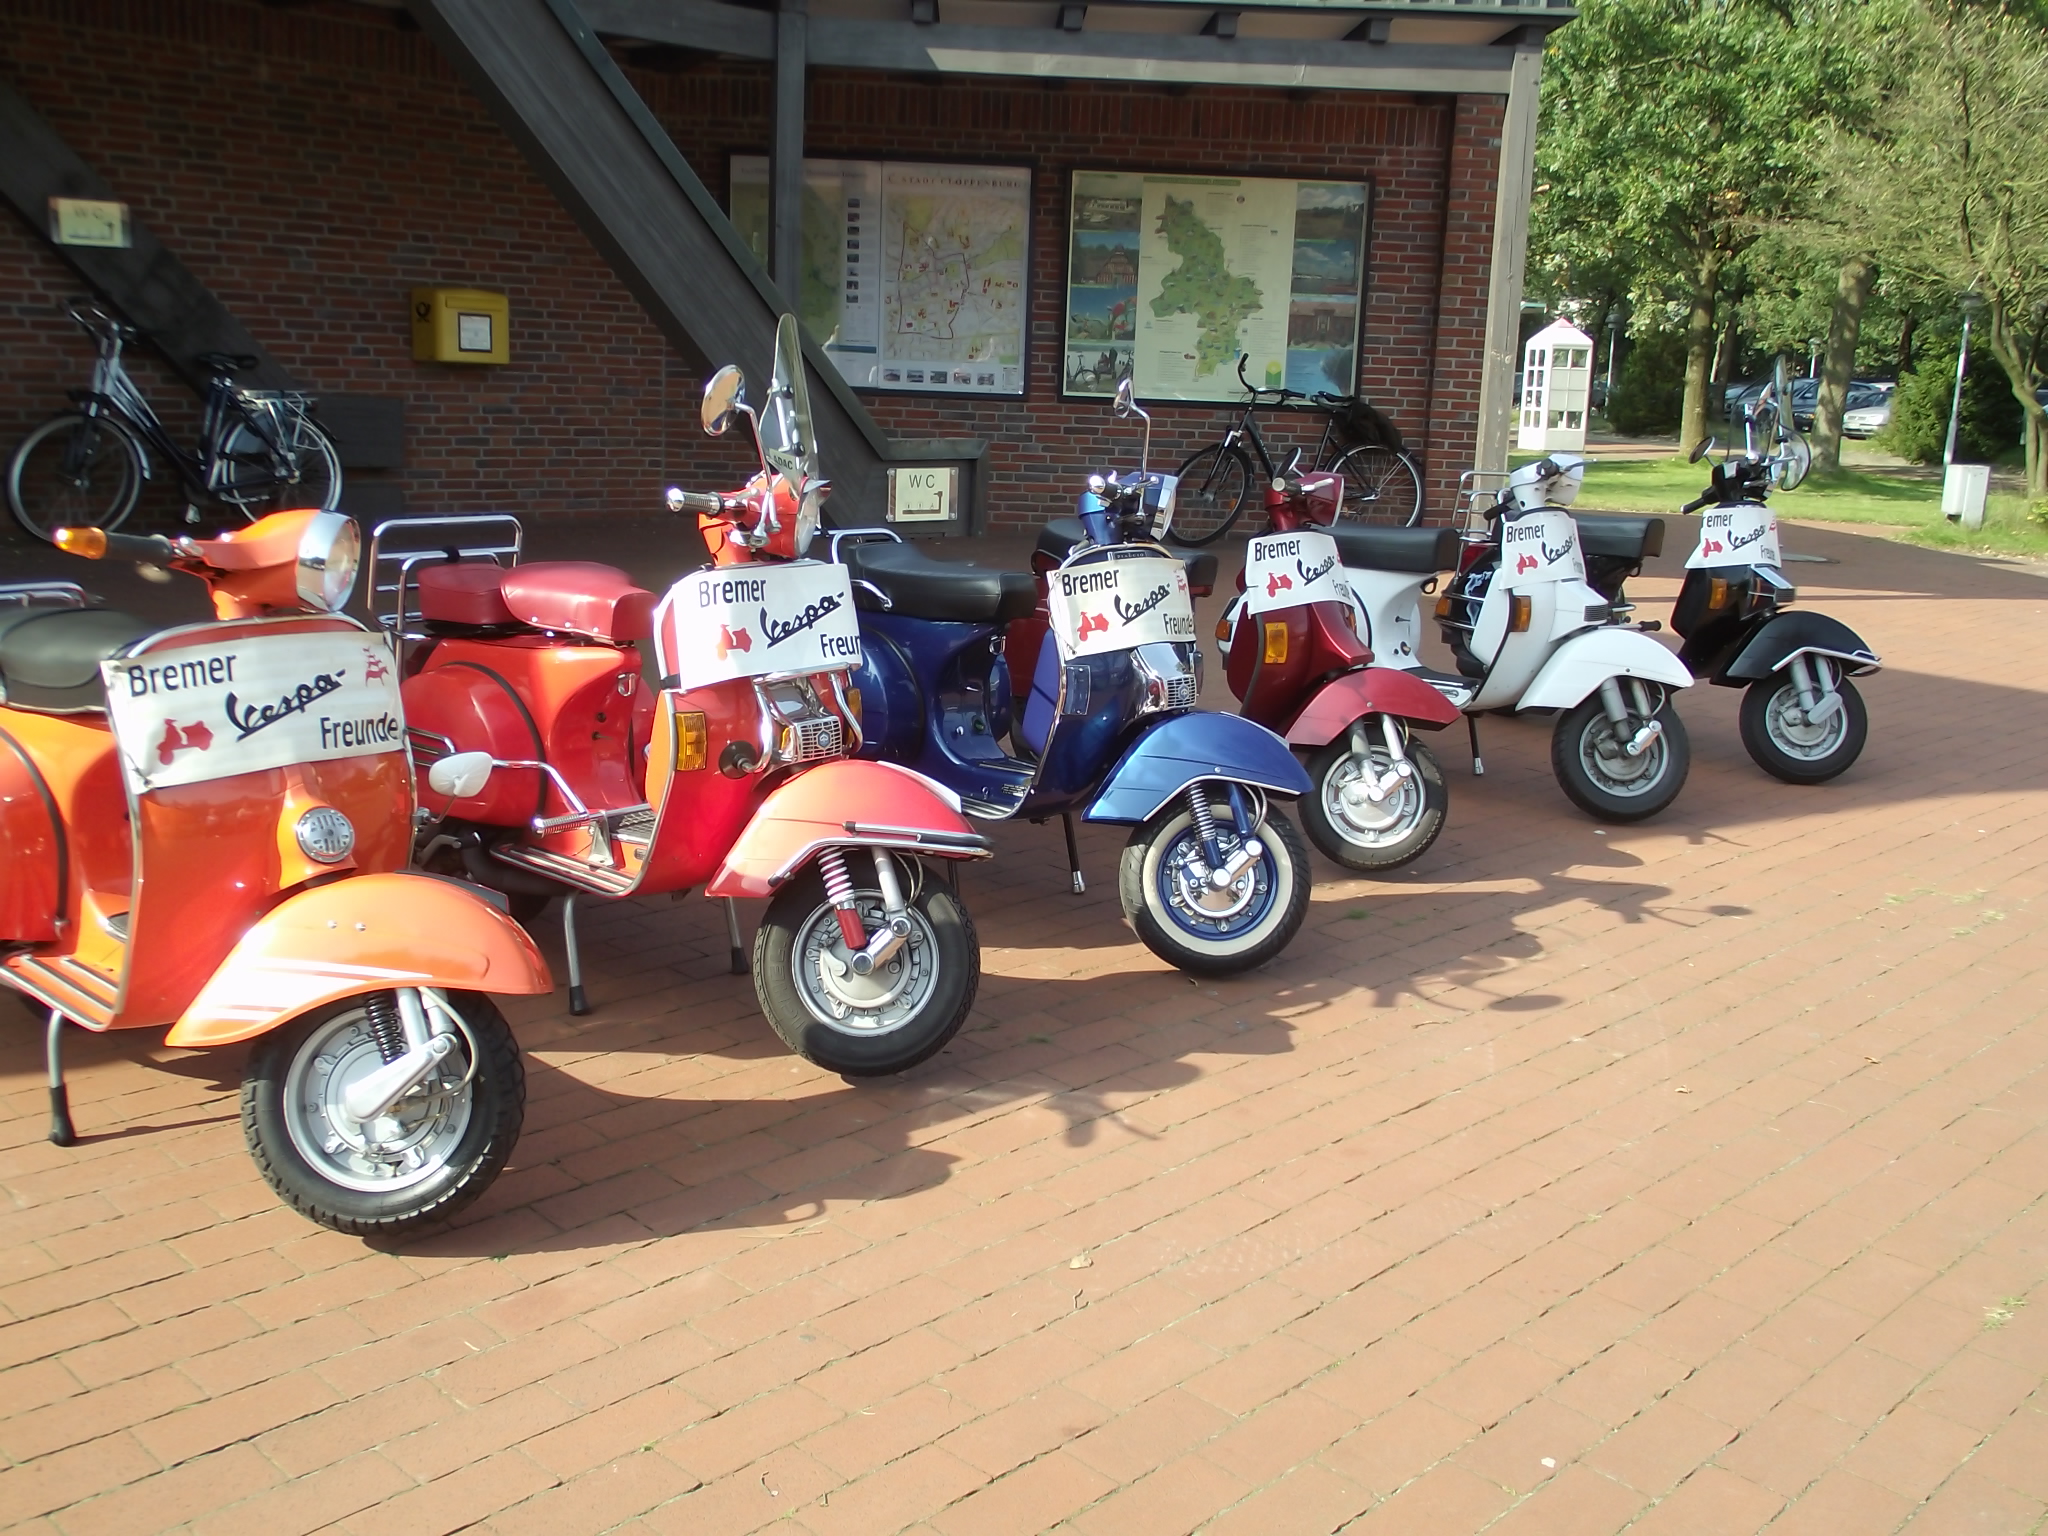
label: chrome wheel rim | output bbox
[1765,667,1846,760]
[282,1005,472,1194]
[791,891,939,1037]
[1579,712,1668,798]
[1323,747,1424,848]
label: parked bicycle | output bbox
[1170,353,1423,544]
[6,299,341,543]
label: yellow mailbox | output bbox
[410,287,509,365]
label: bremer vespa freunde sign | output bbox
[103,630,407,793]
[1047,555,1197,660]
[1243,529,1348,616]
[654,562,864,691]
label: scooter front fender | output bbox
[1724,610,1882,681]
[1086,712,1310,825]
[166,873,551,1048]
[706,760,991,899]
[1517,628,1695,712]
[1283,666,1462,747]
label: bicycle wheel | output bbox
[1329,444,1424,527]
[7,411,146,542]
[1169,443,1251,546]
[216,414,342,516]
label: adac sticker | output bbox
[1497,507,1586,589]
[1048,554,1196,659]
[102,630,405,793]
[654,560,862,690]
[1688,502,1782,570]
[1243,529,1348,616]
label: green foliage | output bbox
[1605,329,1687,436]
[1875,343,2025,463]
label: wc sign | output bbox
[887,466,956,523]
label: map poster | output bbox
[1065,170,1370,404]
[730,156,1029,397]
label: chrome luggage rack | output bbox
[362,514,524,667]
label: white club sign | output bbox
[654,561,863,690]
[1047,555,1196,659]
[1243,529,1348,616]
[1689,502,1782,570]
[1497,508,1586,590]
[102,630,406,793]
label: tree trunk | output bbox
[1983,297,2048,497]
[1897,312,1917,376]
[1812,255,1875,475]
[1680,252,1724,454]
[1712,315,1742,410]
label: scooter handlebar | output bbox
[1679,493,1714,515]
[53,527,180,563]
[664,488,728,516]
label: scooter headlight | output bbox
[295,511,361,612]
[294,805,355,864]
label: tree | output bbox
[1822,0,2048,493]
[1534,0,1863,452]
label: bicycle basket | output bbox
[1335,397,1404,453]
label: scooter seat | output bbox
[0,606,159,714]
[416,560,655,644]
[1324,523,1458,574]
[1035,518,1219,595]
[1574,515,1665,561]
[843,540,1037,624]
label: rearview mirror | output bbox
[1113,377,1138,418]
[1689,436,1715,464]
[426,751,493,799]
[701,366,745,436]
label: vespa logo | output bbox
[224,669,346,743]
[1540,533,1575,565]
[155,718,213,766]
[1076,611,1110,641]
[1297,553,1337,586]
[716,624,752,660]
[1265,571,1294,599]
[760,591,845,650]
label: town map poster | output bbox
[1065,171,1370,404]
[730,157,1030,397]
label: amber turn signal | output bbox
[1434,593,1453,619]
[673,709,709,771]
[52,527,107,559]
[1215,615,1234,643]
[1707,577,1729,610]
[1508,594,1534,633]
[1262,620,1289,663]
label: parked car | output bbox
[1842,397,1892,438]
[1727,378,1892,432]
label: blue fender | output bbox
[1085,711,1311,825]
[1726,610,1882,680]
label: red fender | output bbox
[166,873,552,1048]
[1283,666,1462,747]
[707,760,991,899]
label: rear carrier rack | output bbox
[363,514,524,665]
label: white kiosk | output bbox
[1518,319,1595,453]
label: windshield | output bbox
[761,313,819,488]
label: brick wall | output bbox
[0,0,1501,538]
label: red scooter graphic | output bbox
[1217,468,1462,871]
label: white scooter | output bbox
[1332,456,1696,821]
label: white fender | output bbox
[1518,627,1694,711]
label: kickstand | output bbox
[1467,714,1486,776]
[563,893,589,1015]
[47,1008,76,1147]
[723,898,747,976]
[1061,813,1087,895]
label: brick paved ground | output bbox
[3,519,2046,1535]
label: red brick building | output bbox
[0,0,1555,534]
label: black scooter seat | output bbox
[0,606,159,714]
[1574,514,1665,561]
[842,540,1037,624]
[1323,523,1458,574]
[1036,518,1219,594]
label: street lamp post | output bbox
[1943,291,1989,529]
[1943,291,1985,468]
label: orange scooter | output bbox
[1,510,551,1236]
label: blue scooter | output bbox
[829,382,1315,976]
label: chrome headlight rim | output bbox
[296,510,361,613]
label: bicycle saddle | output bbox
[0,606,160,714]
[194,351,260,376]
[841,540,1036,624]
[1034,518,1219,596]
[1323,524,1458,574]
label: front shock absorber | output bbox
[363,991,409,1065]
[818,848,868,950]
[1187,784,1223,866]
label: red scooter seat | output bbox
[416,561,655,644]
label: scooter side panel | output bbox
[1283,666,1462,747]
[1516,627,1695,711]
[1343,567,1431,670]
[706,759,988,900]
[0,716,85,945]
[1724,611,1882,680]
[167,871,552,1047]
[1085,712,1310,825]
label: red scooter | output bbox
[367,322,988,1077]
[1216,468,1463,871]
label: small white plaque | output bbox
[48,197,131,249]
[887,466,955,523]
[457,312,494,353]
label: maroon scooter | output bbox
[1217,469,1462,872]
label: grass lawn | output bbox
[1518,452,2048,559]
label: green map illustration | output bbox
[1148,196,1264,377]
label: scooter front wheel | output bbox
[1119,793,1310,976]
[241,991,524,1236]
[1301,733,1448,873]
[1739,669,1867,783]
[755,860,979,1076]
[1552,687,1690,822]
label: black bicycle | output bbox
[6,299,342,542]
[1170,354,1423,544]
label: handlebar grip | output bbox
[664,489,725,515]
[1679,495,1713,515]
[52,527,178,562]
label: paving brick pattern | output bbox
[4,521,2046,1534]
